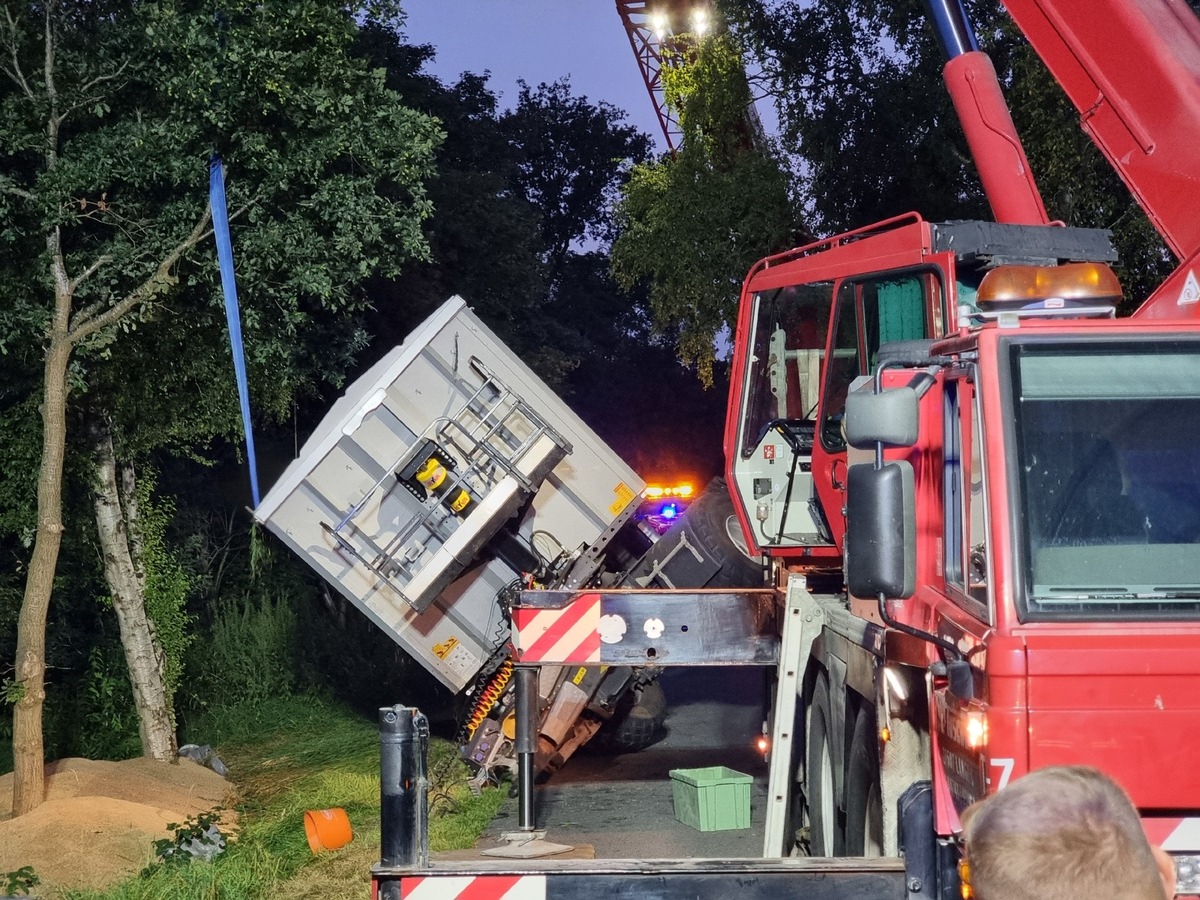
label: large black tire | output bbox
[684,477,763,588]
[844,705,884,857]
[591,680,667,753]
[617,477,762,591]
[806,674,841,856]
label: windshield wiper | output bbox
[1040,587,1200,601]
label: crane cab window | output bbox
[821,272,943,450]
[740,283,834,458]
[1009,339,1200,619]
[944,376,990,620]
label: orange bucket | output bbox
[304,807,353,853]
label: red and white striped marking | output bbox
[1145,817,1200,852]
[513,594,601,664]
[401,874,547,900]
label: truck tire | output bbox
[591,680,667,752]
[618,477,762,591]
[806,674,841,856]
[678,477,763,589]
[845,705,884,857]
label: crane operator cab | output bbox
[724,216,1120,569]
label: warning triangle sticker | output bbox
[1178,270,1200,306]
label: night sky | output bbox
[401,0,667,151]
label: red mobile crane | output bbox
[722,0,1200,878]
[324,0,1200,896]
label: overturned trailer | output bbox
[254,296,759,775]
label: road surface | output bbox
[476,665,772,859]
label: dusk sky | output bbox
[400,1,668,151]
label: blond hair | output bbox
[961,766,1168,900]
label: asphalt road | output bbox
[476,665,771,859]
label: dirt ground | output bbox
[0,757,234,895]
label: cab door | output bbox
[811,269,948,552]
[925,370,1022,825]
[724,222,955,560]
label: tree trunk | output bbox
[90,420,177,761]
[11,340,72,816]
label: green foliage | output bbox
[0,392,39,542]
[0,0,444,457]
[503,79,653,267]
[354,29,653,388]
[136,478,195,702]
[723,0,992,232]
[80,645,143,760]
[186,591,298,710]
[146,808,226,873]
[2,676,24,705]
[612,32,795,384]
[3,866,39,896]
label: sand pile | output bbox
[0,756,234,894]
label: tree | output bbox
[723,0,995,233]
[723,0,1175,309]
[1,0,440,814]
[611,30,796,385]
[355,31,653,385]
[503,79,653,275]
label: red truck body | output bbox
[722,201,1200,867]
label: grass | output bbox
[62,694,506,900]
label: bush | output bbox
[184,590,299,712]
[79,644,143,760]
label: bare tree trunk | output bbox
[90,420,177,761]
[11,340,71,816]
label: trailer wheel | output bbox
[845,705,884,857]
[591,680,667,752]
[683,477,763,589]
[806,674,841,856]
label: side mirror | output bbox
[844,387,919,449]
[845,461,916,599]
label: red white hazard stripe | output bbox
[1144,817,1200,852]
[513,594,601,664]
[401,874,547,900]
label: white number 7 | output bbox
[990,758,1016,791]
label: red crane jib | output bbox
[997,0,1200,318]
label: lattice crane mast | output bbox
[615,1,716,151]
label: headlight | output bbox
[1173,855,1200,896]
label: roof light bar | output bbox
[976,262,1122,311]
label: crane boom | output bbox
[615,0,688,151]
[1000,0,1200,318]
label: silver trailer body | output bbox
[255,297,644,692]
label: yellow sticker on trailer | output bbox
[610,482,636,516]
[433,637,459,660]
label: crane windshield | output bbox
[1009,338,1200,619]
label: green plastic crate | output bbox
[669,766,752,832]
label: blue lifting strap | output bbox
[209,155,261,507]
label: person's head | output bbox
[960,765,1176,900]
